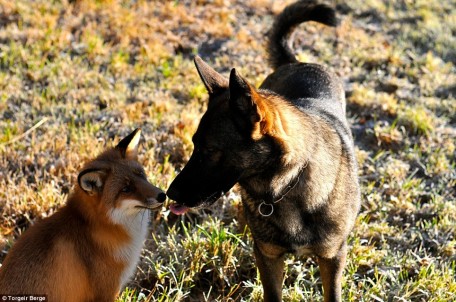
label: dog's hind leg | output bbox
[254,241,286,302]
[318,243,347,302]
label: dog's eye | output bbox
[203,145,219,154]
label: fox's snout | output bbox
[139,184,166,210]
[146,191,166,205]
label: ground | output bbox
[0,0,455,301]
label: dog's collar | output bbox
[257,168,304,217]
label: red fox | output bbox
[0,128,166,302]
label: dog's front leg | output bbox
[254,241,285,302]
[318,243,347,302]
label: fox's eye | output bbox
[122,185,132,193]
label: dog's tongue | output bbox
[169,203,189,215]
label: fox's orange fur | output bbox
[0,129,165,302]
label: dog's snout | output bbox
[157,192,166,203]
[166,186,180,201]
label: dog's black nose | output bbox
[157,192,167,203]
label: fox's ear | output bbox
[194,56,228,95]
[116,128,141,160]
[78,169,106,195]
[229,68,261,125]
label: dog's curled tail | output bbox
[267,0,337,70]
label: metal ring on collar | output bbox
[258,201,274,217]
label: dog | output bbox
[167,1,360,301]
[0,129,166,302]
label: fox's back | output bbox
[0,207,92,301]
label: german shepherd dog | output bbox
[0,129,166,302]
[167,1,360,301]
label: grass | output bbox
[0,0,455,301]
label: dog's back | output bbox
[263,0,346,117]
[0,129,165,301]
[262,0,355,168]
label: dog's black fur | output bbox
[168,1,360,301]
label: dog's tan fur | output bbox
[167,2,360,301]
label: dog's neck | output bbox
[242,166,305,204]
[240,96,343,211]
[240,96,314,198]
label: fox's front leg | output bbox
[254,241,286,302]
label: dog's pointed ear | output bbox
[78,169,106,195]
[229,68,261,125]
[194,56,228,95]
[116,128,141,160]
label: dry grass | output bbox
[0,0,455,301]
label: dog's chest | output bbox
[244,199,317,249]
[292,246,313,257]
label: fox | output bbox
[0,128,166,302]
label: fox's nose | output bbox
[157,192,166,203]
